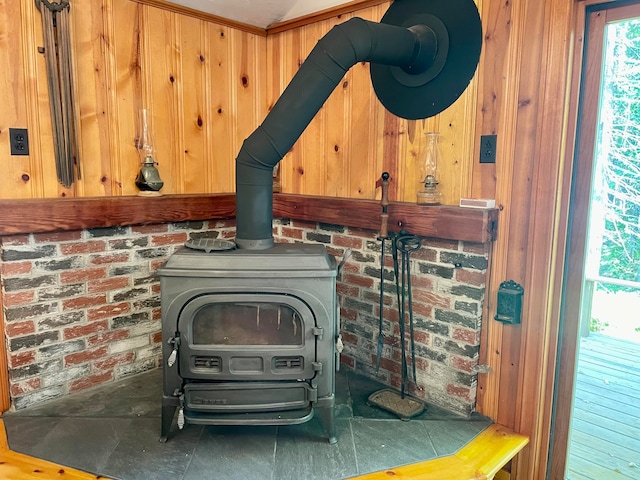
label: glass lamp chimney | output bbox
[417,132,442,205]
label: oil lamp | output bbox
[416,132,442,205]
[135,108,164,194]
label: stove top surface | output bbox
[159,242,338,276]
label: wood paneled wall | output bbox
[0,0,266,198]
[470,0,577,478]
[1,0,477,204]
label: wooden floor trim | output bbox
[352,424,529,480]
[0,420,526,480]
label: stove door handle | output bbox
[167,336,180,368]
[167,348,178,367]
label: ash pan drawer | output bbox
[184,382,317,412]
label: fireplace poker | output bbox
[375,172,390,372]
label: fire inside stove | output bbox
[158,243,339,443]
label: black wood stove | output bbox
[158,241,339,442]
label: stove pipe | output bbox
[235,0,481,249]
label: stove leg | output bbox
[318,405,337,444]
[160,405,177,442]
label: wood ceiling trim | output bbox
[130,0,389,35]
[131,0,268,36]
[266,0,388,34]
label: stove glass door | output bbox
[192,302,303,346]
[177,293,317,381]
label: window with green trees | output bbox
[595,17,640,286]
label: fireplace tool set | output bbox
[159,0,482,443]
[370,173,425,419]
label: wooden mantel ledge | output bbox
[0,194,498,244]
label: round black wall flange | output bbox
[370,0,482,120]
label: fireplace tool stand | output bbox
[369,230,425,420]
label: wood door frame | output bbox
[548,1,640,477]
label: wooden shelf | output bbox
[0,194,498,243]
[274,194,498,243]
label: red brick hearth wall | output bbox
[0,219,487,415]
[278,220,488,415]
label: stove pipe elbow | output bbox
[235,17,428,250]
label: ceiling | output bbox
[164,0,355,28]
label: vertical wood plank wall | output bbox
[0,0,266,198]
[1,0,584,478]
[471,0,576,478]
[0,0,477,205]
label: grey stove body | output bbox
[158,243,339,443]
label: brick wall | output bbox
[1,218,488,415]
[0,221,236,409]
[273,220,488,415]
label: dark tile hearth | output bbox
[2,368,491,480]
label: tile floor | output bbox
[2,368,491,480]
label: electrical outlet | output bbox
[9,128,30,156]
[479,134,497,164]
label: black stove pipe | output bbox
[235,17,437,250]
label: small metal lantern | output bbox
[494,280,524,325]
[135,109,164,194]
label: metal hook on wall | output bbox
[35,0,70,12]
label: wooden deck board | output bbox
[577,359,640,390]
[575,373,640,402]
[566,449,637,480]
[573,405,639,440]
[573,388,640,423]
[571,419,640,460]
[566,334,640,480]
[579,341,640,363]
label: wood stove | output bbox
[158,241,339,443]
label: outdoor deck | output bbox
[566,333,640,479]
